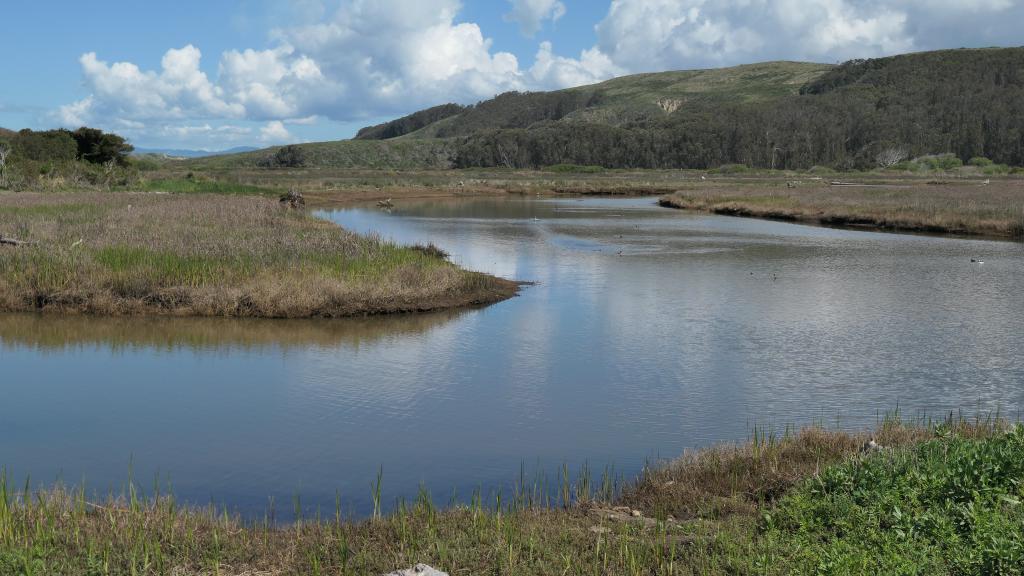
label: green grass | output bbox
[762,425,1024,573]
[0,418,1016,575]
[544,164,605,173]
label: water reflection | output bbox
[2,196,1023,519]
[0,310,467,352]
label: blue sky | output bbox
[2,0,1022,150]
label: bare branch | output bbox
[876,146,908,168]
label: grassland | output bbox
[659,178,1024,239]
[0,192,517,317]
[1,416,1018,575]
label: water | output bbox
[2,196,1023,517]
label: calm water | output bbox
[2,197,1023,517]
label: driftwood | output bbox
[279,189,306,209]
[0,235,33,247]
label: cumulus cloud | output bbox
[259,120,293,143]
[58,96,94,127]
[589,0,1022,72]
[278,0,526,118]
[505,0,567,37]
[529,42,623,88]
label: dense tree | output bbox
[70,127,134,166]
[11,129,78,163]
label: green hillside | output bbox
[357,61,830,140]
[213,47,1024,171]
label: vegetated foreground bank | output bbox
[0,192,517,317]
[660,179,1024,239]
[1,416,1019,575]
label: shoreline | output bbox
[656,195,1015,241]
[1,416,1015,575]
[657,180,1024,241]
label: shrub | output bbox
[969,156,994,167]
[130,156,162,172]
[259,145,306,168]
[983,164,1011,175]
[917,153,963,171]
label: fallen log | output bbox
[0,235,33,246]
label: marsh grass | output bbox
[0,192,517,317]
[0,415,1015,575]
[660,180,1024,239]
[140,178,281,196]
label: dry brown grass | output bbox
[660,180,1024,239]
[0,192,517,317]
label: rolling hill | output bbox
[209,47,1024,171]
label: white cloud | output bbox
[76,46,244,121]
[58,96,94,127]
[259,120,293,143]
[279,0,527,117]
[505,0,567,37]
[529,42,623,89]
[587,0,1021,72]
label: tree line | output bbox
[0,127,134,189]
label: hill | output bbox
[212,47,1024,171]
[358,61,831,140]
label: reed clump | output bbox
[0,415,1014,575]
[0,192,517,317]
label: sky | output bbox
[1,0,1022,150]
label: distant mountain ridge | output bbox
[135,146,259,158]
[199,46,1024,171]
